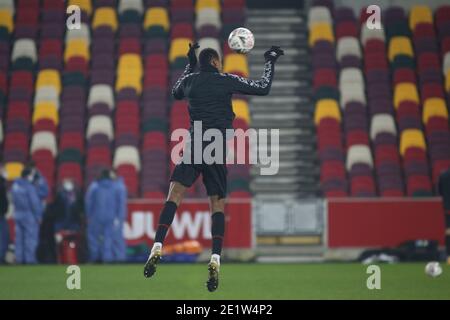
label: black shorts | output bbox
[170,162,228,199]
[170,133,228,199]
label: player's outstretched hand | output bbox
[264,46,284,63]
[187,42,200,67]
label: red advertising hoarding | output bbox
[125,199,253,249]
[327,198,446,248]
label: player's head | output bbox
[199,48,222,72]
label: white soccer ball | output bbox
[228,27,255,54]
[425,262,443,278]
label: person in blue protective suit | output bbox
[11,168,43,264]
[85,169,119,263]
[27,161,49,201]
[110,170,128,262]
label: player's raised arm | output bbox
[224,46,284,96]
[171,42,199,100]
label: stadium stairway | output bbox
[246,8,320,200]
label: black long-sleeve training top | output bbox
[172,60,275,131]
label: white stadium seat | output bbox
[336,37,361,62]
[195,8,222,30]
[65,23,91,44]
[34,87,60,110]
[0,0,14,15]
[86,115,114,140]
[118,0,143,15]
[360,25,385,46]
[339,67,364,85]
[346,144,373,171]
[113,146,141,171]
[370,114,397,140]
[11,39,37,63]
[198,37,222,58]
[30,131,58,157]
[443,52,450,76]
[308,6,332,29]
[88,84,115,110]
[340,83,366,107]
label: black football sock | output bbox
[154,201,178,244]
[211,212,225,255]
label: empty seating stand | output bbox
[309,1,450,198]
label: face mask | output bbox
[63,181,74,192]
[27,175,34,183]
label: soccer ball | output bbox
[425,262,443,278]
[228,27,255,54]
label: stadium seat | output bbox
[232,99,250,124]
[196,0,221,13]
[308,6,332,28]
[388,36,414,62]
[34,87,60,110]
[92,7,118,31]
[422,98,448,125]
[314,99,341,124]
[336,37,361,63]
[64,39,90,62]
[144,7,169,36]
[394,83,419,109]
[409,5,433,31]
[88,84,115,110]
[30,131,57,157]
[5,162,24,181]
[400,129,427,156]
[68,0,92,15]
[113,146,141,171]
[370,114,397,141]
[309,23,334,46]
[224,53,249,77]
[86,115,114,141]
[196,8,222,30]
[33,102,59,125]
[11,39,37,66]
[36,70,61,94]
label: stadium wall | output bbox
[324,198,446,260]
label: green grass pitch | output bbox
[0,263,449,300]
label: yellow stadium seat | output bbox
[309,23,334,46]
[116,75,142,94]
[118,54,143,75]
[36,70,61,94]
[422,98,448,124]
[5,162,24,181]
[394,83,419,109]
[169,38,191,63]
[64,39,90,62]
[33,102,59,125]
[314,99,341,125]
[232,99,250,124]
[143,7,170,31]
[92,7,118,31]
[224,54,249,77]
[388,36,414,62]
[68,0,92,15]
[196,0,221,12]
[399,129,426,156]
[0,9,13,32]
[409,5,432,31]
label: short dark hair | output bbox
[98,168,111,180]
[21,168,32,178]
[199,48,220,67]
